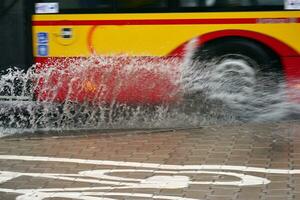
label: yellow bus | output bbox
[32,0,300,104]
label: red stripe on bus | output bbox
[32,18,300,26]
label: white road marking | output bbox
[0,155,299,173]
[0,154,298,200]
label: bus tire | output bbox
[198,37,282,74]
[184,38,284,120]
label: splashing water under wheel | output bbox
[0,52,299,136]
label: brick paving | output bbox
[0,121,300,199]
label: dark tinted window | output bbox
[257,0,283,6]
[116,0,168,10]
[178,0,284,10]
[36,0,113,13]
[36,0,286,14]
[79,0,113,9]
[36,0,169,13]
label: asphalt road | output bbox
[0,121,300,200]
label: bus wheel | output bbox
[208,54,257,100]
[183,38,283,119]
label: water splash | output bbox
[0,52,300,137]
[181,56,300,123]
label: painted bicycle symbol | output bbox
[0,155,299,200]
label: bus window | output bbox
[215,0,252,7]
[179,0,206,7]
[178,0,284,10]
[36,0,113,13]
[115,0,168,10]
[179,0,252,8]
[79,0,113,9]
[256,0,284,6]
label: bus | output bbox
[32,0,300,105]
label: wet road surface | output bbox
[0,121,300,199]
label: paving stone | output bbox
[0,121,300,199]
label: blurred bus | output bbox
[32,0,300,104]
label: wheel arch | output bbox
[194,35,283,72]
[168,30,299,63]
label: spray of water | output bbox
[181,39,300,123]
[0,44,300,137]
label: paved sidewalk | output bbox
[0,121,300,200]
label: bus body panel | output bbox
[33,11,300,57]
[32,11,300,104]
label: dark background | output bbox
[0,0,33,71]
